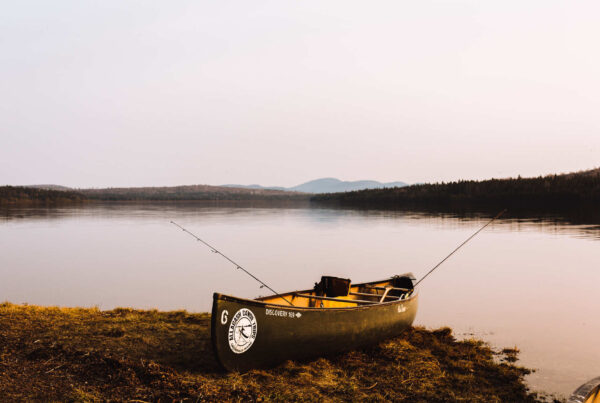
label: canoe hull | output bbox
[211,290,418,372]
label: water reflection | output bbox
[3,202,600,239]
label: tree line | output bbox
[79,185,308,201]
[311,169,600,213]
[0,185,309,203]
[82,190,307,201]
[0,186,87,205]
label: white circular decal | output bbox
[228,308,258,354]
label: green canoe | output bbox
[211,274,418,372]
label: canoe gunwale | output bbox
[568,376,600,403]
[214,276,418,312]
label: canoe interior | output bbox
[586,386,600,403]
[255,276,414,308]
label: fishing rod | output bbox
[414,209,507,287]
[170,221,294,306]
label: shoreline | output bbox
[0,302,558,402]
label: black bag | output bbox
[314,276,351,297]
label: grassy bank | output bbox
[0,303,554,402]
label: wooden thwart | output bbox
[349,292,397,301]
[364,285,412,292]
[294,293,378,305]
[350,292,382,298]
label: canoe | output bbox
[211,273,418,372]
[569,377,600,403]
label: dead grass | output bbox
[0,302,557,402]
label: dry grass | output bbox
[0,303,556,402]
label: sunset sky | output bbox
[2,1,599,188]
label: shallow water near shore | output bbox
[1,203,599,398]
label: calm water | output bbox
[1,203,599,398]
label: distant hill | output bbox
[78,184,307,201]
[289,178,407,193]
[223,178,408,194]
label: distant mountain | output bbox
[289,178,407,194]
[223,178,408,194]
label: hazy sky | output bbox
[1,1,599,188]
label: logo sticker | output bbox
[228,308,258,354]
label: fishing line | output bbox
[170,221,294,306]
[414,209,507,287]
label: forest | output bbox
[79,185,308,201]
[0,186,87,205]
[0,185,308,204]
[311,168,600,214]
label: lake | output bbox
[1,202,598,398]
